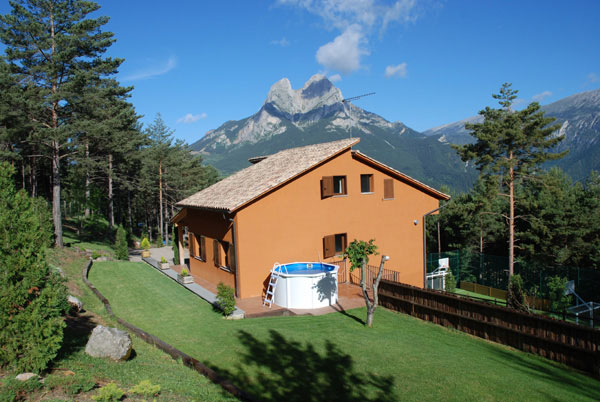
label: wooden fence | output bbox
[332,259,401,288]
[378,280,600,376]
[460,281,552,311]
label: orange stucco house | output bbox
[172,138,449,299]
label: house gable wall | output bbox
[235,148,440,298]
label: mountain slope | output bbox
[191,75,476,191]
[422,88,600,180]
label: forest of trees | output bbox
[427,85,600,300]
[0,1,219,248]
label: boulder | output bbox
[16,373,38,381]
[67,295,83,312]
[85,325,132,361]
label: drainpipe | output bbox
[423,206,441,288]
[228,214,240,298]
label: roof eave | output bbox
[351,150,451,200]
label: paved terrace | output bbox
[131,246,367,319]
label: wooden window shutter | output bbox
[321,176,334,198]
[200,235,206,261]
[213,239,221,267]
[384,179,394,199]
[228,243,236,272]
[323,235,336,258]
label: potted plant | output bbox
[141,237,151,258]
[177,268,194,284]
[160,256,169,270]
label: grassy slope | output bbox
[41,248,236,401]
[89,260,600,402]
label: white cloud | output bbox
[316,25,368,74]
[531,90,552,102]
[385,62,407,78]
[177,113,207,124]
[279,0,419,75]
[329,73,342,82]
[123,56,177,81]
[270,37,290,47]
[587,72,598,83]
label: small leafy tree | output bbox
[114,224,128,260]
[141,237,150,250]
[548,276,572,313]
[344,239,389,327]
[0,162,69,372]
[445,270,456,292]
[216,282,236,316]
[507,274,527,311]
[172,225,180,265]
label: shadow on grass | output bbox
[481,341,600,400]
[212,329,396,402]
[51,313,97,364]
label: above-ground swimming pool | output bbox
[272,262,339,309]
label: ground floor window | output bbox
[190,233,206,261]
[323,233,347,258]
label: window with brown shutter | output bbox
[321,176,334,198]
[323,233,347,258]
[213,239,221,267]
[384,178,394,199]
[333,176,347,195]
[200,235,206,261]
[323,234,336,258]
[228,243,236,272]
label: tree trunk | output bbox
[50,11,63,248]
[437,221,441,254]
[84,142,90,218]
[163,172,169,244]
[362,255,389,328]
[508,155,515,277]
[127,190,133,231]
[52,140,63,247]
[107,153,114,229]
[158,159,164,245]
[31,156,37,198]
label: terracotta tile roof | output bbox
[176,138,360,212]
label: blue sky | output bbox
[2,1,599,144]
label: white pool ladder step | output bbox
[263,263,281,308]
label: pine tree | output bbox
[0,162,69,372]
[453,83,566,277]
[0,0,123,247]
[114,224,128,260]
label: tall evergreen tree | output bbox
[453,83,566,276]
[0,0,123,247]
[0,162,68,372]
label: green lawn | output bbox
[36,249,236,401]
[88,261,600,402]
[453,288,507,304]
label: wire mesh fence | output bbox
[427,250,600,303]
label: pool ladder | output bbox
[263,263,286,308]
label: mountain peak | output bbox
[265,74,343,116]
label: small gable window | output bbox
[361,174,374,193]
[384,178,394,199]
[321,175,347,198]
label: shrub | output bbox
[444,270,456,292]
[508,274,527,311]
[160,256,167,264]
[172,225,180,265]
[216,282,236,316]
[114,225,128,261]
[548,276,573,313]
[0,162,69,373]
[181,268,189,276]
[92,250,101,260]
[0,377,42,401]
[92,382,124,402]
[140,237,150,250]
[129,380,161,398]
